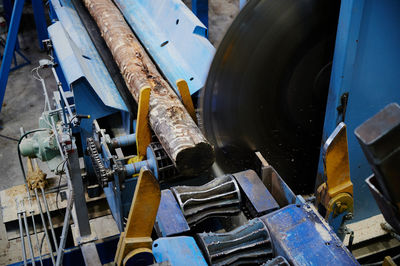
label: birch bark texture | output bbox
[83,0,214,175]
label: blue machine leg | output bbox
[192,0,208,28]
[32,0,48,50]
[0,0,26,113]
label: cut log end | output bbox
[176,142,215,176]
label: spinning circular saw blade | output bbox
[200,0,340,193]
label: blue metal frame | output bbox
[32,0,48,49]
[0,0,26,113]
[192,0,208,28]
[319,0,400,222]
[261,204,359,265]
[0,0,48,113]
[153,237,208,265]
[114,0,215,96]
[49,0,130,177]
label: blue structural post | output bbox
[32,0,48,50]
[239,0,247,9]
[192,0,208,28]
[0,0,26,113]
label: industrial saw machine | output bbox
[2,0,400,265]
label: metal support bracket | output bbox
[114,168,161,265]
[176,79,197,124]
[0,0,47,112]
[135,86,152,159]
[316,122,353,224]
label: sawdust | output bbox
[26,168,47,190]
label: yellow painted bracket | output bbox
[176,79,197,124]
[114,168,161,265]
[316,122,353,219]
[136,86,152,159]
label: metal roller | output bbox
[200,0,340,193]
[171,175,241,226]
[197,218,273,265]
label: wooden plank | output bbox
[71,215,119,246]
[1,178,110,240]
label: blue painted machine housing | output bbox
[48,0,130,178]
[261,204,359,265]
[114,0,215,96]
[153,237,208,266]
[319,0,400,222]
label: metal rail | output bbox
[40,186,58,252]
[17,209,27,266]
[34,188,56,265]
[55,186,73,266]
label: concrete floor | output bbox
[0,1,240,264]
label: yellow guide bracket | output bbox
[176,79,197,124]
[135,86,152,159]
[114,168,161,265]
[316,122,353,219]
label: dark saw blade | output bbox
[200,0,340,194]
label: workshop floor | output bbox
[0,1,239,264]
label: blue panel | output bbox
[319,0,400,221]
[153,237,208,266]
[48,1,131,176]
[49,0,128,113]
[155,190,190,237]
[114,0,215,95]
[261,204,359,266]
[192,0,208,27]
[233,170,279,215]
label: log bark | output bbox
[83,0,214,175]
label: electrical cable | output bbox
[0,133,19,142]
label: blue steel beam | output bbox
[0,0,25,113]
[192,0,208,28]
[32,0,48,50]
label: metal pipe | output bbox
[55,189,74,266]
[39,77,51,111]
[50,67,73,120]
[29,208,44,266]
[17,212,27,266]
[22,212,36,266]
[19,129,44,265]
[40,186,58,252]
[19,127,43,266]
[34,188,56,265]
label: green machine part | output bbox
[20,111,63,171]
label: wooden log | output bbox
[83,0,214,175]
